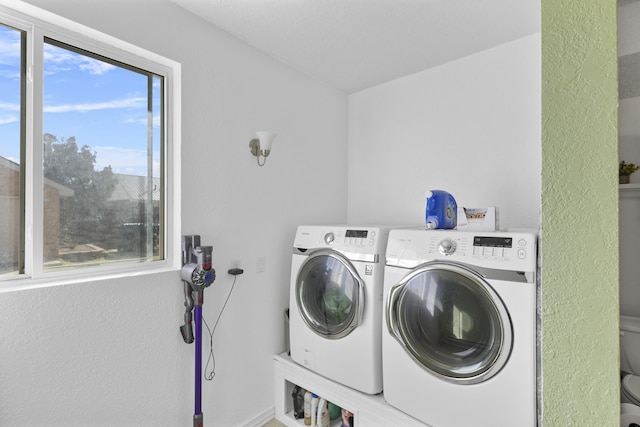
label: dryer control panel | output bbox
[386,228,537,273]
[471,235,535,265]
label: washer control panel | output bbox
[294,225,389,256]
[317,229,379,248]
[342,229,376,247]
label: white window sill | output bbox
[0,264,180,294]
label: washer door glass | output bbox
[296,249,364,339]
[387,261,512,384]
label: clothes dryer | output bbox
[383,229,537,427]
[289,225,389,394]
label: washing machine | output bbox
[289,225,389,394]
[383,228,537,427]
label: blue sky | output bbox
[0,24,161,177]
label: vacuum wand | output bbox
[179,235,215,427]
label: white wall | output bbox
[0,1,347,426]
[347,34,541,230]
[0,2,542,425]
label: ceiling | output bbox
[170,0,540,94]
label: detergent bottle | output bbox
[310,393,319,427]
[425,190,457,230]
[318,397,330,427]
[292,386,305,419]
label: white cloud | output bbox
[93,145,160,177]
[79,57,116,75]
[0,98,18,126]
[125,114,161,127]
[0,115,18,125]
[0,69,20,80]
[0,102,19,111]
[44,97,146,113]
[0,30,21,66]
[44,44,116,76]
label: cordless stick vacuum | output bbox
[180,235,216,427]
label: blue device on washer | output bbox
[425,190,457,230]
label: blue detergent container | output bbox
[425,190,457,229]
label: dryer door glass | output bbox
[296,249,363,339]
[388,262,512,384]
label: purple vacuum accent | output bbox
[180,235,215,427]
[194,304,203,418]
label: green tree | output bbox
[43,134,118,248]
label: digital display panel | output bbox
[346,230,368,238]
[473,236,513,248]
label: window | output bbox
[0,5,180,284]
[0,24,23,276]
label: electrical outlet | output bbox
[257,256,266,273]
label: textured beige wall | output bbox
[541,1,619,425]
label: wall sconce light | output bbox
[249,131,277,166]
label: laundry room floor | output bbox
[262,419,287,427]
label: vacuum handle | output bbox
[180,321,194,344]
[180,281,195,344]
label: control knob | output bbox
[437,238,456,256]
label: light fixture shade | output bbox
[256,131,276,151]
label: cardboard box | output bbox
[457,207,497,231]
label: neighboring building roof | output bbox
[109,174,161,202]
[0,155,74,197]
[0,157,160,202]
[0,155,19,171]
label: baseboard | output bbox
[242,406,276,427]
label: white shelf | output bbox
[281,409,343,427]
[620,183,640,198]
[273,353,427,427]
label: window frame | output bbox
[0,2,181,290]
